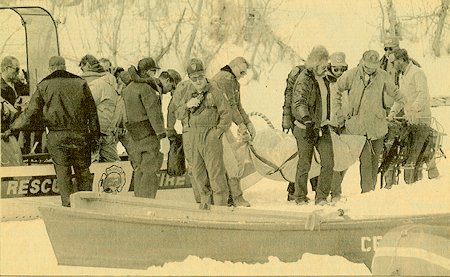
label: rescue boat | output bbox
[39,191,450,270]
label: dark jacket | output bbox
[283,65,305,119]
[211,66,250,126]
[10,70,100,139]
[1,77,29,106]
[292,69,331,127]
[122,68,165,137]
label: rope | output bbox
[248,112,275,129]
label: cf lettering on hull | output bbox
[361,236,383,252]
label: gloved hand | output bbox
[239,130,252,142]
[166,129,177,141]
[186,97,201,109]
[331,125,345,135]
[282,114,293,133]
[246,121,256,139]
[337,115,346,127]
[1,129,13,141]
[238,123,248,135]
[304,121,319,145]
[238,123,251,142]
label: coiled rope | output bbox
[248,112,275,129]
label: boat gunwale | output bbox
[38,203,450,232]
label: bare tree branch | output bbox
[155,8,186,62]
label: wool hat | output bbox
[49,56,65,67]
[118,71,132,85]
[167,69,182,85]
[186,58,204,76]
[362,50,380,69]
[330,52,347,67]
[384,37,400,48]
[79,54,99,67]
[138,57,160,72]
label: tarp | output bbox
[249,128,366,183]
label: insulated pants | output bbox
[404,127,439,183]
[222,129,245,199]
[293,126,334,203]
[359,138,383,193]
[47,130,92,207]
[182,130,201,203]
[191,127,229,206]
[331,170,346,198]
[133,134,163,198]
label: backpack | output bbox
[282,65,305,130]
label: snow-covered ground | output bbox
[1,0,449,275]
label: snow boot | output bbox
[287,182,296,201]
[232,195,251,207]
[428,167,440,179]
[228,177,250,207]
[295,197,310,206]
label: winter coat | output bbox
[210,66,250,126]
[380,55,421,108]
[10,70,100,139]
[291,69,331,127]
[333,65,405,140]
[81,71,119,135]
[1,96,19,132]
[175,81,231,134]
[168,80,192,131]
[326,72,350,127]
[1,76,29,106]
[283,65,305,119]
[389,62,432,125]
[121,71,165,137]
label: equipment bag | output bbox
[167,134,186,176]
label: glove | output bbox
[239,130,251,142]
[304,121,319,145]
[186,97,201,109]
[1,129,13,142]
[282,114,293,133]
[337,115,346,127]
[166,129,177,141]
[238,123,248,135]
[331,125,344,135]
[246,121,256,139]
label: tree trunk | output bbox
[377,0,386,42]
[432,0,449,57]
[386,0,399,37]
[183,0,204,66]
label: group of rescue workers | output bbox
[0,35,440,208]
[282,37,440,206]
[1,53,253,209]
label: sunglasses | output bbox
[384,47,393,51]
[189,75,205,82]
[331,67,347,73]
[8,66,20,73]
